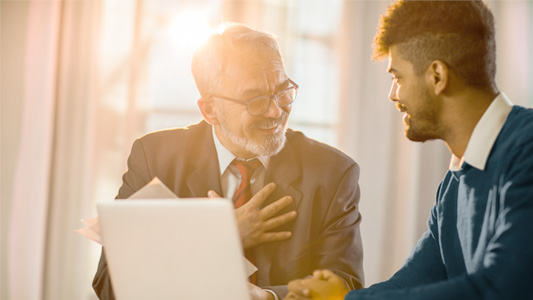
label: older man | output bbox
[93,23,364,300]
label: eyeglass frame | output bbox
[209,78,299,116]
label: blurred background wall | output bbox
[1,1,532,299]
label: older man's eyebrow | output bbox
[239,87,264,99]
[240,79,291,99]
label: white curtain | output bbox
[2,1,103,299]
[2,1,61,299]
[1,1,532,299]
[43,1,102,299]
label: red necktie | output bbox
[232,158,261,208]
[232,158,261,284]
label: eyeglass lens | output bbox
[248,88,296,115]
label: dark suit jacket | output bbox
[93,120,364,299]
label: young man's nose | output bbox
[388,81,399,102]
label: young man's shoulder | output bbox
[501,106,533,146]
[491,105,533,166]
[507,105,533,130]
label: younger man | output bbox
[286,1,533,299]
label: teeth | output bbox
[264,124,278,129]
[254,115,288,130]
[259,121,279,129]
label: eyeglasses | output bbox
[210,79,298,116]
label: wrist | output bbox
[264,288,279,300]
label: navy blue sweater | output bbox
[347,106,533,300]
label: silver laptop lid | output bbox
[97,199,251,300]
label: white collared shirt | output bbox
[212,127,270,200]
[449,92,513,171]
[211,128,280,300]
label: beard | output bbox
[405,89,442,142]
[405,114,440,142]
[218,111,288,157]
[403,85,442,142]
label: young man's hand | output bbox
[285,269,349,300]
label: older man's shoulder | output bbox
[136,121,209,143]
[286,128,356,165]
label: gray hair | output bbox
[191,22,283,99]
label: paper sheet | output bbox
[75,177,176,245]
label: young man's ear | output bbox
[197,98,219,125]
[426,60,449,95]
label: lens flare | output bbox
[168,10,213,50]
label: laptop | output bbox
[97,199,251,300]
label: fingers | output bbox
[259,196,294,219]
[246,182,277,208]
[257,231,293,244]
[305,270,350,300]
[284,292,311,300]
[236,182,299,248]
[262,211,297,231]
[207,190,221,198]
[287,280,311,297]
[320,269,339,281]
[312,269,327,280]
[315,269,342,284]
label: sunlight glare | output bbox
[168,9,213,51]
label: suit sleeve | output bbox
[347,140,533,300]
[263,163,364,298]
[92,138,153,300]
[314,162,364,289]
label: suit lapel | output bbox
[179,126,304,284]
[265,135,303,210]
[255,133,303,283]
[184,122,223,198]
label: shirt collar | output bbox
[211,126,270,175]
[449,92,513,171]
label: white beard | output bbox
[218,111,288,157]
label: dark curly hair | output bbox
[373,0,496,92]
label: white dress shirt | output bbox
[449,92,513,171]
[211,128,280,300]
[212,127,270,200]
